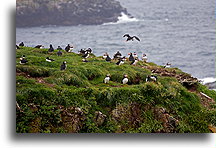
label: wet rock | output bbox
[16,0,129,27]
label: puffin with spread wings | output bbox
[123,34,140,42]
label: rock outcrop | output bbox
[16,0,129,27]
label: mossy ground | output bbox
[16,47,216,133]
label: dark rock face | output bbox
[16,0,129,27]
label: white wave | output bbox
[103,12,139,25]
[199,77,216,85]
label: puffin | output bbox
[105,55,112,62]
[48,44,54,52]
[122,74,129,84]
[142,53,148,62]
[131,58,139,65]
[133,52,138,58]
[19,42,24,47]
[113,51,122,59]
[164,62,171,68]
[60,61,67,70]
[103,52,108,59]
[57,46,63,50]
[57,50,62,56]
[46,57,55,62]
[128,53,135,61]
[34,45,44,49]
[19,55,28,64]
[104,74,111,84]
[116,59,124,65]
[65,44,73,52]
[16,45,20,49]
[146,75,157,82]
[123,34,140,42]
[82,51,90,59]
[86,48,92,53]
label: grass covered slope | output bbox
[16,47,216,133]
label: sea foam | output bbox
[103,12,139,25]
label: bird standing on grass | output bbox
[60,61,67,70]
[105,55,112,62]
[128,53,135,61]
[116,59,124,65]
[104,74,111,84]
[164,62,171,68]
[48,44,54,52]
[20,55,28,64]
[146,75,157,82]
[142,53,148,62]
[123,34,140,42]
[34,45,44,49]
[122,74,129,84]
[19,42,24,47]
[131,58,139,65]
[57,50,62,56]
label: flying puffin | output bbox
[19,42,24,47]
[128,53,135,61]
[104,74,111,84]
[46,57,55,62]
[122,74,129,84]
[60,61,67,70]
[123,34,140,42]
[48,44,54,52]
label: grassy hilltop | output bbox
[16,46,216,133]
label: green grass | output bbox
[16,47,216,133]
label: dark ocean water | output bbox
[16,0,216,83]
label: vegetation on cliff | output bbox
[16,46,216,133]
[16,0,128,27]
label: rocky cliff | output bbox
[16,0,129,27]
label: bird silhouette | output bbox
[123,34,140,42]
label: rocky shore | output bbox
[16,0,129,27]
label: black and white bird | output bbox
[19,42,24,47]
[82,51,90,59]
[122,74,129,84]
[128,53,135,61]
[131,58,139,65]
[57,50,62,56]
[133,52,138,58]
[164,62,171,68]
[142,53,148,62]
[34,45,44,49]
[104,74,111,84]
[86,48,92,53]
[19,55,28,64]
[46,57,55,62]
[65,44,73,52]
[116,59,124,65]
[48,44,54,52]
[57,46,63,50]
[146,75,157,82]
[113,51,122,59]
[123,34,140,42]
[103,52,108,59]
[105,55,112,62]
[60,61,67,70]
[16,45,20,49]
